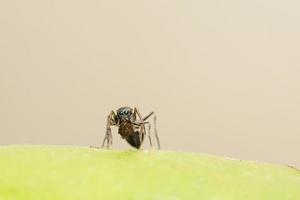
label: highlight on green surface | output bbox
[0,145,299,200]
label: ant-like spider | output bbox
[92,107,160,150]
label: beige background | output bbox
[0,1,299,167]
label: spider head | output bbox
[117,107,133,121]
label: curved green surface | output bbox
[0,145,299,200]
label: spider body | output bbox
[119,121,144,149]
[97,106,160,149]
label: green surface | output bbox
[0,145,299,200]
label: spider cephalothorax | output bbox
[116,107,134,123]
[96,107,160,149]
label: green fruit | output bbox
[0,145,299,200]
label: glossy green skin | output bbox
[0,145,299,200]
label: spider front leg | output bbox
[101,111,116,149]
[153,114,160,149]
[133,107,146,149]
[145,122,152,148]
[135,122,152,148]
[144,112,160,150]
[134,111,160,150]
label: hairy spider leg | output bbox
[133,107,146,149]
[145,122,152,147]
[134,111,160,150]
[143,111,154,121]
[101,110,116,149]
[153,114,160,149]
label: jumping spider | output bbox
[93,107,160,150]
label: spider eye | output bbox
[124,110,128,115]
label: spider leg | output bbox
[153,114,160,150]
[143,111,154,121]
[101,111,116,149]
[134,111,160,150]
[146,122,153,148]
[134,122,152,148]
[133,107,146,149]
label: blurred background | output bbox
[0,1,299,167]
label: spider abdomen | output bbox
[118,121,144,149]
[126,131,144,149]
[118,121,134,138]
